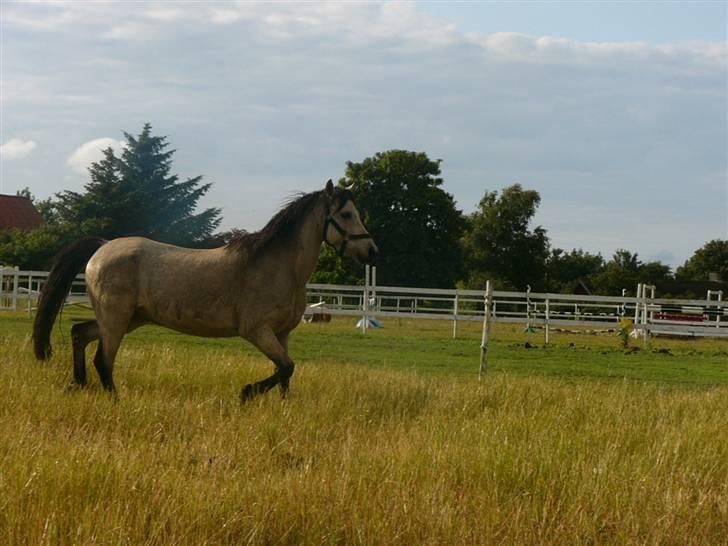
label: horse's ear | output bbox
[325,179,334,198]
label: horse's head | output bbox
[323,179,379,265]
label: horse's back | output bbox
[87,237,219,283]
[85,237,241,336]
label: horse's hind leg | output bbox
[93,335,120,392]
[92,341,110,391]
[94,315,130,392]
[93,312,139,392]
[70,320,99,387]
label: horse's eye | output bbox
[340,211,352,220]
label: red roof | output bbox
[0,195,45,231]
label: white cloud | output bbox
[470,31,726,66]
[66,138,125,174]
[0,138,37,160]
[2,1,725,266]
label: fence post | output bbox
[453,292,459,339]
[479,281,492,380]
[12,266,20,311]
[642,284,652,349]
[371,266,377,314]
[544,296,550,345]
[27,272,32,316]
[524,285,534,333]
[708,290,722,329]
[717,291,723,330]
[362,265,370,334]
[633,283,642,328]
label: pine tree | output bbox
[56,124,221,245]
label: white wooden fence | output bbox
[306,271,727,336]
[0,266,87,313]
[3,265,727,374]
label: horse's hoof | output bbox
[240,384,256,403]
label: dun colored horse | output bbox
[33,180,378,401]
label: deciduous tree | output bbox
[461,184,549,291]
[315,150,465,288]
[546,248,605,292]
[676,240,728,282]
[590,249,672,295]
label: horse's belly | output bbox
[137,300,239,338]
[161,320,238,338]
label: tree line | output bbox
[2,124,725,297]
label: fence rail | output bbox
[307,281,728,338]
[0,267,87,313]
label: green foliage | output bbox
[638,260,673,284]
[618,318,633,350]
[310,245,364,285]
[590,249,672,295]
[461,184,549,291]
[14,187,34,200]
[1,189,89,268]
[546,248,604,292]
[54,123,221,246]
[677,239,728,282]
[15,187,58,223]
[316,150,465,288]
[590,250,640,295]
[0,223,91,269]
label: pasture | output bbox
[1,310,727,545]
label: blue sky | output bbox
[1,1,726,271]
[421,1,727,44]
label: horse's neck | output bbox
[286,200,327,287]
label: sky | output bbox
[1,1,726,271]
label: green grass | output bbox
[0,310,727,544]
[3,308,726,386]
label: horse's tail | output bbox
[33,237,107,360]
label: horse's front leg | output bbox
[241,328,295,402]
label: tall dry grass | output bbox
[0,340,726,545]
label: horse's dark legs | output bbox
[70,320,99,387]
[92,312,142,393]
[93,340,115,391]
[240,373,283,401]
[276,331,294,396]
[241,328,295,402]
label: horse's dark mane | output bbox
[226,188,352,257]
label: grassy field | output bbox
[0,310,727,544]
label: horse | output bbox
[33,179,379,401]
